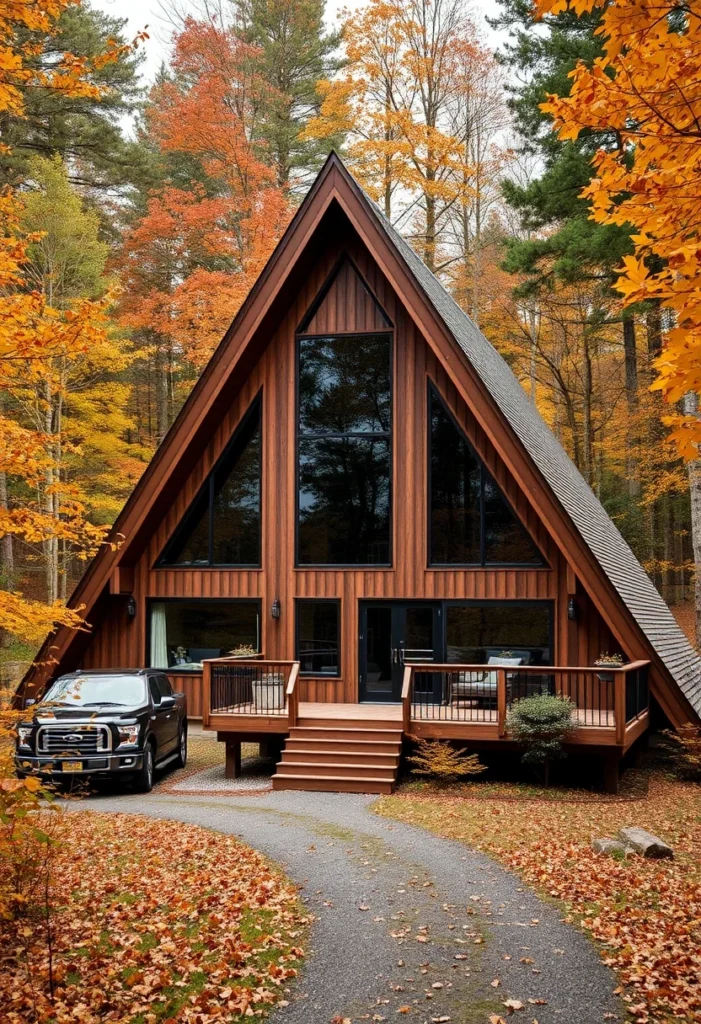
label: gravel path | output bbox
[76,789,621,1024]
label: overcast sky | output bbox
[94,0,507,86]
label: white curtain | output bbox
[150,603,168,668]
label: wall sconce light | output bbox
[126,595,137,619]
[271,598,281,620]
[567,597,577,621]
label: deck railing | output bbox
[202,657,299,727]
[403,660,650,741]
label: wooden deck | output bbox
[203,657,651,794]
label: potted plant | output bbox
[594,651,624,682]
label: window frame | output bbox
[145,597,263,673]
[427,382,546,569]
[156,393,263,570]
[295,330,394,568]
[295,598,342,677]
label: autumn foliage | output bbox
[1,812,306,1023]
[536,0,701,460]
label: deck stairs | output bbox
[272,707,403,794]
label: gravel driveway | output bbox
[75,789,621,1024]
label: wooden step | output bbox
[296,716,402,731]
[272,773,394,795]
[289,726,402,743]
[284,737,401,755]
[281,748,400,767]
[276,760,396,780]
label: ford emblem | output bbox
[64,734,82,743]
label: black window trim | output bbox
[295,329,394,569]
[427,381,548,569]
[295,597,342,677]
[145,596,263,673]
[156,391,263,570]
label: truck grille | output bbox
[37,725,111,755]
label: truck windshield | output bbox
[42,675,147,706]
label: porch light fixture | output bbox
[567,597,577,621]
[271,598,281,620]
[126,595,137,619]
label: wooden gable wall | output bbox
[80,222,618,713]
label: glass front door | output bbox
[359,602,441,702]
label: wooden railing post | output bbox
[614,670,626,745]
[497,669,507,737]
[202,660,212,729]
[401,665,412,735]
[286,662,300,729]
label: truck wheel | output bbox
[175,726,187,769]
[135,742,154,793]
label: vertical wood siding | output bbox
[79,228,615,709]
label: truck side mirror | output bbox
[24,698,36,709]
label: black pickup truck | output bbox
[15,669,188,792]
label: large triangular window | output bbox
[429,384,543,566]
[158,396,261,567]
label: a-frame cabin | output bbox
[23,155,701,793]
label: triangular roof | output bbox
[24,153,701,723]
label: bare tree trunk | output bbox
[646,302,663,359]
[154,340,169,443]
[424,173,436,272]
[582,334,593,485]
[623,316,641,498]
[0,469,13,586]
[683,392,701,647]
[528,308,538,402]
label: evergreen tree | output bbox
[235,0,342,190]
[492,0,632,295]
[0,1,147,194]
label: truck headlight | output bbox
[17,726,32,748]
[117,724,139,748]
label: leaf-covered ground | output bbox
[2,813,307,1024]
[374,773,701,1024]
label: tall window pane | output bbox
[428,385,542,566]
[446,604,551,666]
[429,391,481,563]
[297,333,392,565]
[211,412,261,564]
[299,334,391,434]
[483,477,542,564]
[297,601,340,676]
[298,438,391,564]
[159,398,261,566]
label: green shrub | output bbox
[407,738,485,782]
[506,693,577,785]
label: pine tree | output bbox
[235,0,342,191]
[0,1,147,194]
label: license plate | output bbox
[62,761,83,772]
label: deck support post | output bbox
[225,740,242,779]
[497,670,507,737]
[602,752,620,794]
